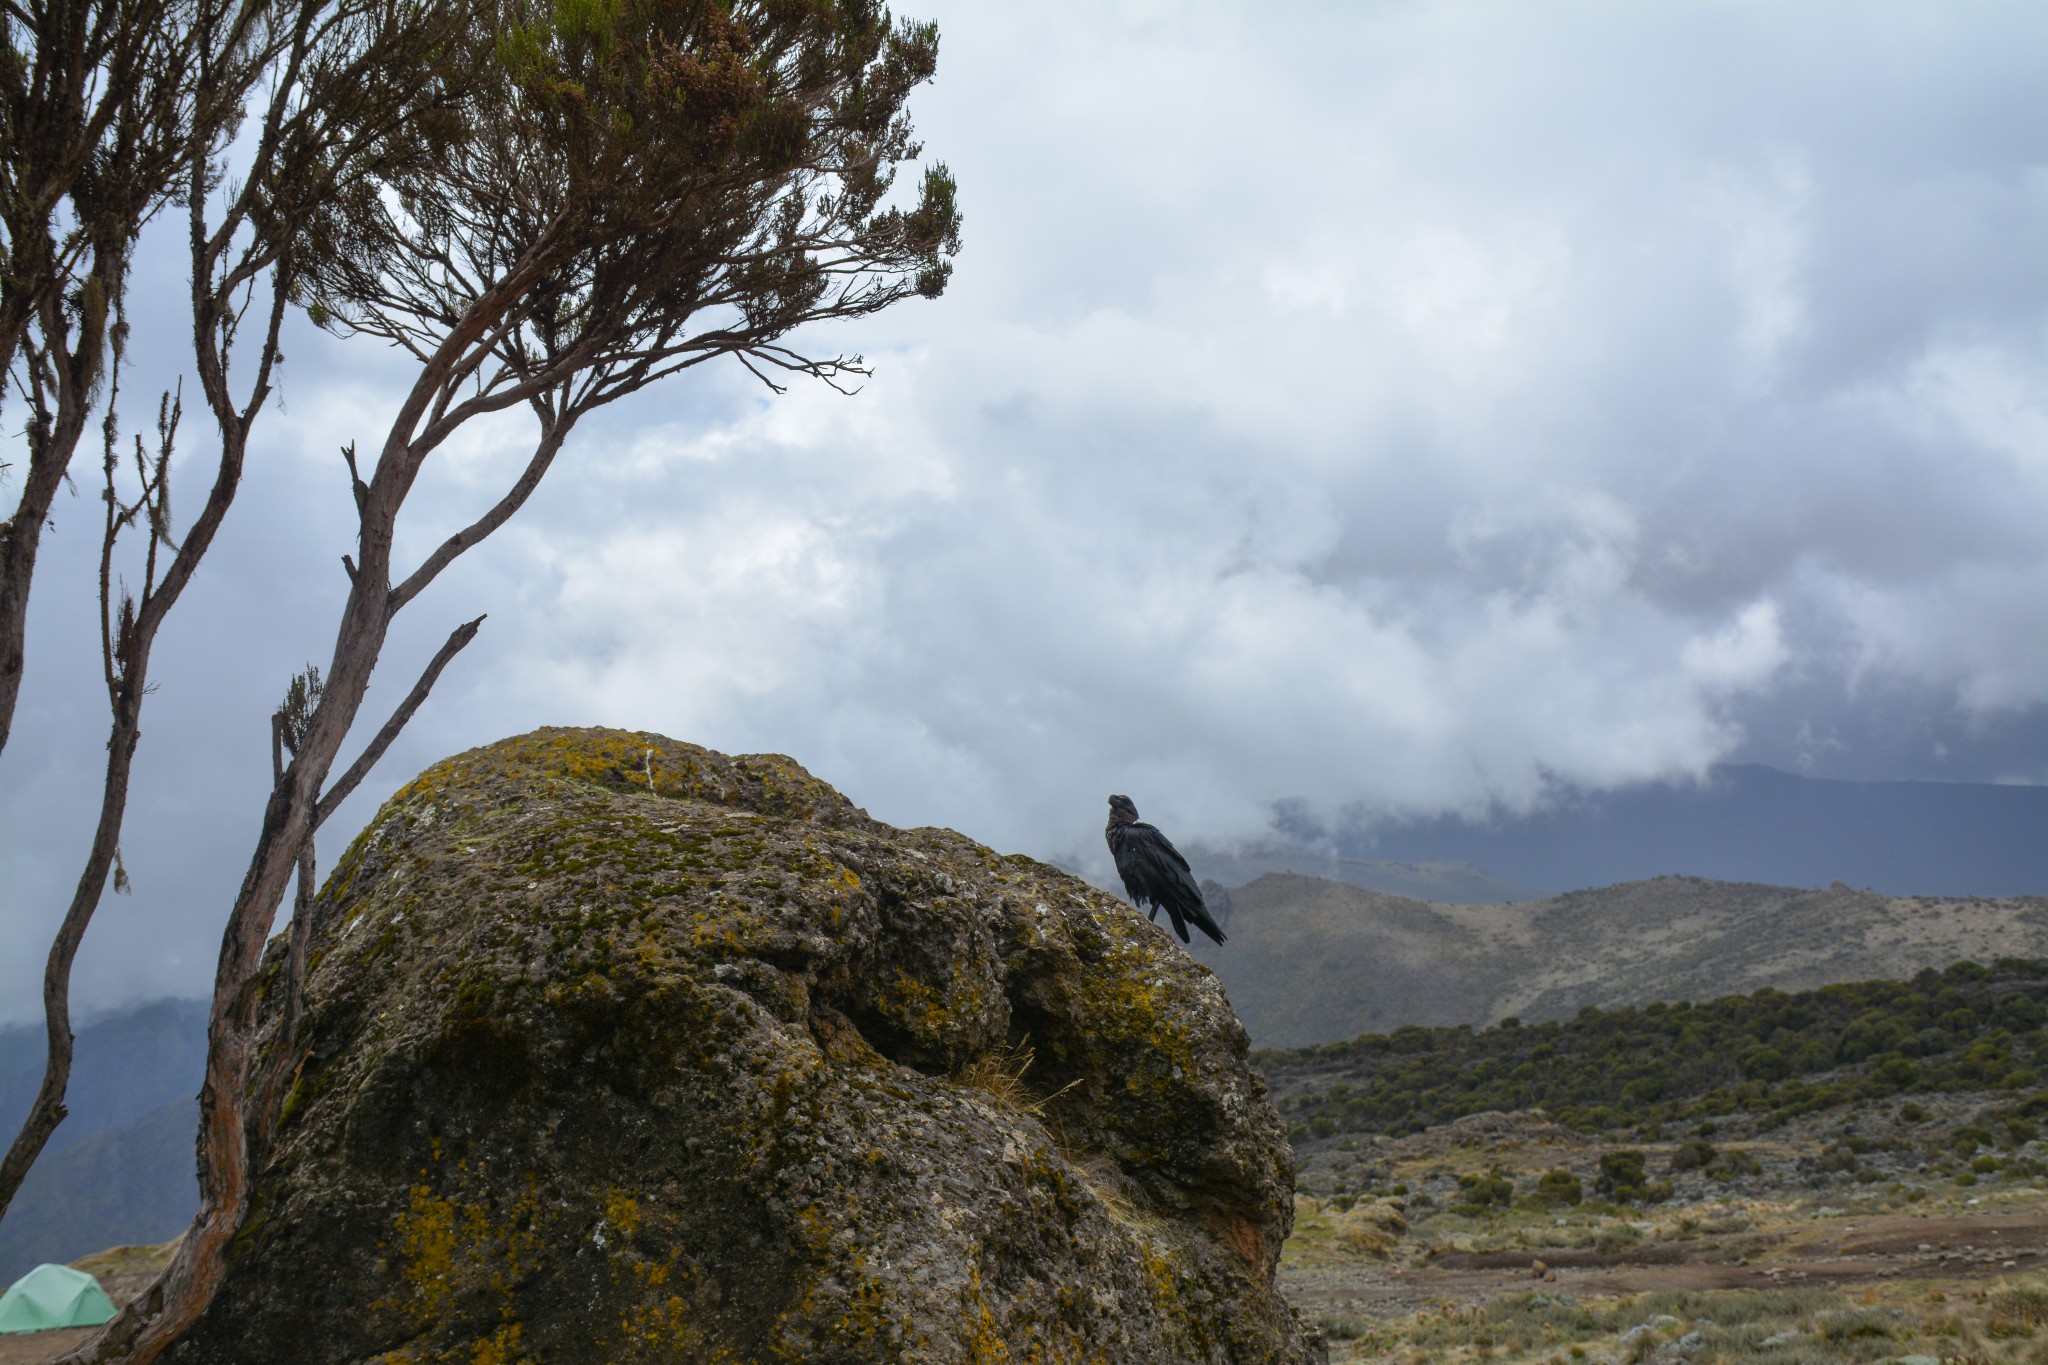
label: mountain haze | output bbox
[1344,765,2047,898]
[1185,848,1535,904]
[0,999,205,1279]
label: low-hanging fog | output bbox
[2,0,2042,1024]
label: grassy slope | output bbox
[1191,874,2048,1046]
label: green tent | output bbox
[0,1263,118,1333]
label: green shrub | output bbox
[1811,1308,1893,1341]
[1667,1139,1716,1173]
[1705,1149,1763,1181]
[1953,1125,1995,1154]
[1262,960,2048,1140]
[1314,1314,1368,1342]
[1457,1167,1515,1209]
[1990,1286,2048,1338]
[1529,1169,1584,1207]
[1594,1151,1672,1204]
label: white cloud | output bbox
[2,0,2043,1022]
[1684,601,1790,693]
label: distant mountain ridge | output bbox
[1184,846,1536,904]
[1342,763,2047,897]
[0,998,204,1279]
[1188,872,2048,1047]
[0,998,207,1140]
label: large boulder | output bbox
[169,729,1324,1364]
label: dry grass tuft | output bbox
[1989,1285,2048,1339]
[1332,1199,1408,1258]
[954,1039,1077,1116]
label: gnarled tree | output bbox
[1,0,262,1223]
[66,2,958,1360]
[1,0,474,1230]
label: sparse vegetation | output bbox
[1316,1279,2048,1364]
[1262,960,2048,1141]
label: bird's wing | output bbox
[1182,898,1227,946]
[1107,826,1148,904]
[1110,823,1225,944]
[1141,824,1194,874]
[1128,825,1224,946]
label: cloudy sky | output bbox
[3,0,2043,1024]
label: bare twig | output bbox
[313,614,484,829]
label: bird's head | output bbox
[1106,794,1139,825]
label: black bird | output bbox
[1105,794,1226,945]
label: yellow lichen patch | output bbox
[871,949,1001,1058]
[614,1273,737,1361]
[463,1322,528,1365]
[382,1174,551,1336]
[603,1188,642,1240]
[876,969,949,1035]
[391,1184,468,1322]
[1137,1240,1186,1314]
[961,1265,1011,1364]
[836,1281,895,1352]
[384,727,850,824]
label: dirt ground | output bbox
[0,1243,174,1365]
[1281,1205,2048,1322]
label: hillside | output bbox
[0,999,206,1280]
[0,999,207,1140]
[0,1099,196,1282]
[1259,958,2048,1142]
[1188,873,2048,1046]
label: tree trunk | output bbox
[0,385,94,758]
[59,555,451,1364]
[0,688,144,1217]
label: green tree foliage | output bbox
[42,6,961,1360]
[1263,960,2048,1139]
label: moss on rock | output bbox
[168,728,1324,1364]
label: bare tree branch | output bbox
[313,613,484,828]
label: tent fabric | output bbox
[0,1263,118,1333]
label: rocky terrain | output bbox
[22,1099,2048,1365]
[15,871,2048,1278]
[158,728,1321,1364]
[1189,873,2048,1045]
[1276,1100,2048,1363]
